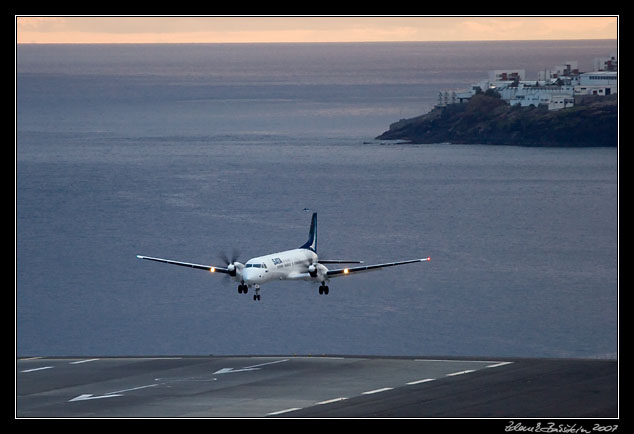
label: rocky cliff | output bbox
[376,93,617,147]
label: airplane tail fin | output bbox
[300,212,317,253]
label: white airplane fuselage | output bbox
[241,248,324,286]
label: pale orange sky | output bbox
[16,16,618,44]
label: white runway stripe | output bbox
[20,366,53,373]
[407,378,435,385]
[267,407,302,416]
[362,387,393,395]
[446,369,475,376]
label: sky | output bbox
[16,16,618,44]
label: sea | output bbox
[16,40,618,359]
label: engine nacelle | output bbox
[227,262,244,277]
[308,264,317,277]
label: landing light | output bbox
[344,268,349,274]
[210,267,215,273]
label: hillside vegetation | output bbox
[376,93,617,147]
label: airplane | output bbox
[136,212,430,301]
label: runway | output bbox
[16,355,617,418]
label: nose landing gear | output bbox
[318,284,329,295]
[253,285,261,301]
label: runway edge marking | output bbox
[267,407,302,416]
[20,366,53,373]
[446,369,476,376]
[267,359,516,416]
[316,397,348,405]
[406,378,435,385]
[486,361,513,368]
[362,387,393,395]
[69,359,100,365]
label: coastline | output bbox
[376,93,617,147]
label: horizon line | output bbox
[16,37,618,45]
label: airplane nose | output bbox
[242,268,260,284]
[242,268,252,283]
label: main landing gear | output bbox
[318,284,329,295]
[238,283,261,301]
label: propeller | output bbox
[308,263,318,277]
[219,249,241,277]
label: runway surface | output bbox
[16,355,617,418]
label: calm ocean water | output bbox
[16,41,618,358]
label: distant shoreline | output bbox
[376,93,617,147]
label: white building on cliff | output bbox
[438,54,617,111]
[576,71,618,96]
[498,83,575,110]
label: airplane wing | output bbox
[327,257,430,277]
[136,255,231,274]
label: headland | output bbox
[376,92,617,147]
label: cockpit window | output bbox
[246,263,264,268]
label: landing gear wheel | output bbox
[238,284,248,294]
[318,285,330,295]
[253,294,261,301]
